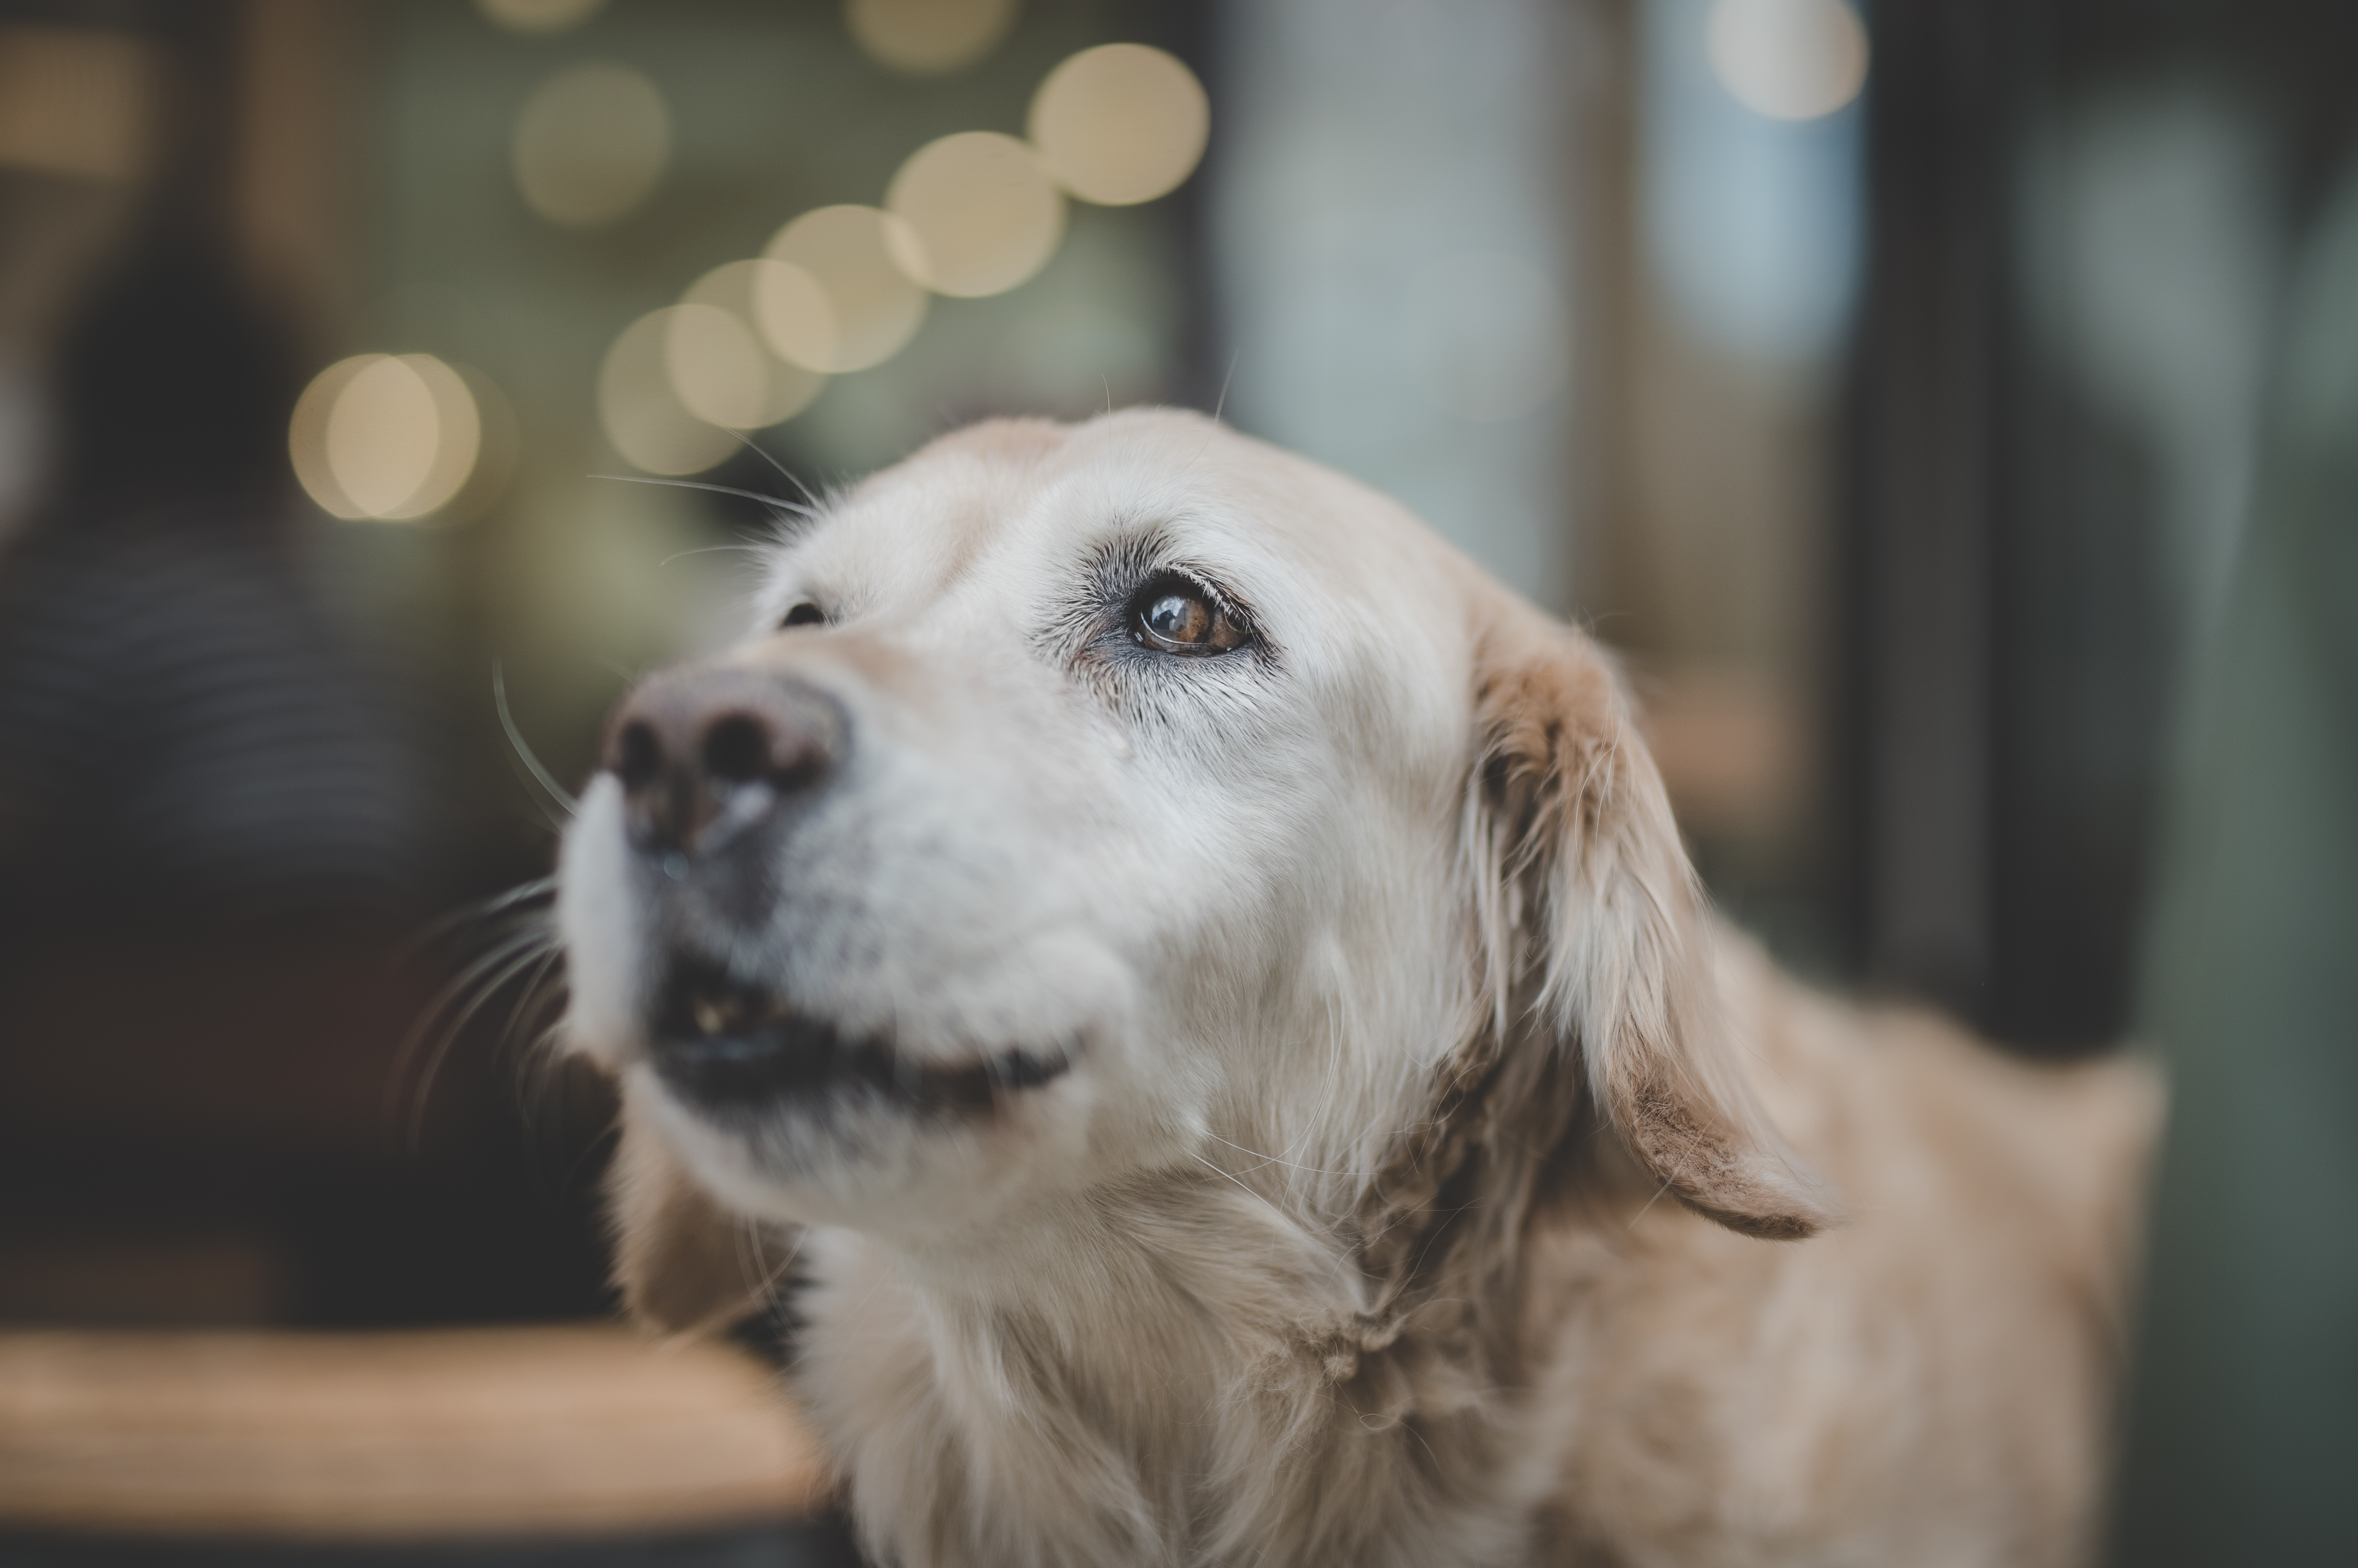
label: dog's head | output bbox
[558,410,1837,1333]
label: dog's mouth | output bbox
[648,955,1074,1116]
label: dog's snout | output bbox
[604,666,846,854]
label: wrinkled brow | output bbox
[1031,519,1175,665]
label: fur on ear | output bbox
[608,1105,799,1336]
[1460,601,1842,1243]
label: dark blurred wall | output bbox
[1841,0,2358,1553]
[0,0,610,1331]
[1844,0,2358,1049]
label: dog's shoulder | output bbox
[1526,930,2164,1563]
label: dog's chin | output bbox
[637,953,1091,1228]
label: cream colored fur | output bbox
[556,410,2161,1568]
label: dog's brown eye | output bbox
[1132,578,1249,655]
[1146,593,1208,643]
[779,603,825,630]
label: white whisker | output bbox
[494,662,577,820]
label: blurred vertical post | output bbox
[230,0,363,368]
[1566,0,1640,654]
[1575,0,1867,962]
[1839,0,2005,1015]
[2105,142,2358,1568]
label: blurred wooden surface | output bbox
[0,1324,828,1540]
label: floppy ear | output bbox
[1465,605,1841,1241]
[608,1101,798,1336]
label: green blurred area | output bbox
[2109,145,2358,1566]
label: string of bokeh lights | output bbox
[598,41,1208,479]
[288,0,1862,525]
[291,0,1204,520]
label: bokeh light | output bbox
[598,309,739,476]
[682,260,829,421]
[1705,0,1869,122]
[475,0,607,34]
[845,0,1019,77]
[664,305,772,432]
[288,356,371,518]
[762,206,929,373]
[289,355,483,522]
[510,62,670,228]
[746,260,840,374]
[1027,43,1209,206]
[886,132,1065,298]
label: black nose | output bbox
[602,665,846,855]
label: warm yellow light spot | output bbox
[762,206,929,373]
[845,0,1018,77]
[511,62,669,228]
[403,358,487,518]
[290,354,482,522]
[599,310,739,476]
[334,362,439,512]
[476,0,606,33]
[665,305,771,432]
[0,25,160,183]
[1027,43,1208,206]
[289,357,370,519]
[746,260,840,375]
[682,260,831,419]
[1706,0,1868,122]
[885,132,1065,299]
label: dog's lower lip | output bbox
[648,962,1073,1112]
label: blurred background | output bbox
[0,0,2348,1562]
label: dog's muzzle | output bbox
[601,663,1079,1119]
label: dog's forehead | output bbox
[775,412,1463,640]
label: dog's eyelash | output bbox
[1158,571,1249,630]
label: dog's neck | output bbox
[793,1154,1568,1568]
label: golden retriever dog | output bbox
[554,409,2161,1568]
